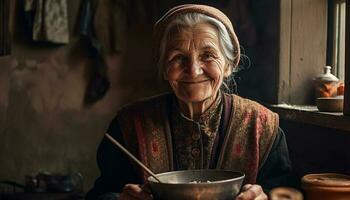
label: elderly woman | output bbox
[86,4,293,200]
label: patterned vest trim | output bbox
[217,93,278,184]
[117,94,174,181]
[117,93,278,183]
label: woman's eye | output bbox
[171,54,186,62]
[201,53,214,60]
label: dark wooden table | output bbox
[0,192,84,200]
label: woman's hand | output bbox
[118,184,153,200]
[235,184,268,200]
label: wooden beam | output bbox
[278,0,292,103]
[290,0,328,105]
[344,1,350,115]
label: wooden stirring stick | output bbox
[104,133,162,183]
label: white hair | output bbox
[157,12,238,78]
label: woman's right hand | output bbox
[118,184,153,200]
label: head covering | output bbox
[154,4,241,68]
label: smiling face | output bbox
[164,23,230,104]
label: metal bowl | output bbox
[148,170,245,200]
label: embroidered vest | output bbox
[117,93,278,184]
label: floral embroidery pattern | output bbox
[150,138,160,157]
[220,94,278,184]
[171,94,223,170]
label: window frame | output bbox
[344,0,350,115]
[327,0,346,81]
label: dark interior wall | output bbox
[0,0,110,190]
[233,0,279,103]
[281,120,350,181]
[0,0,167,191]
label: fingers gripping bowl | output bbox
[148,170,245,200]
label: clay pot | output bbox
[302,173,350,200]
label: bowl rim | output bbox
[147,169,245,185]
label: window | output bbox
[329,0,346,81]
[274,0,350,129]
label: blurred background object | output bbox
[269,187,303,200]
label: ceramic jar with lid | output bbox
[302,173,350,200]
[314,66,339,98]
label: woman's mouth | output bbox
[180,79,210,84]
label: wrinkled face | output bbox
[163,23,230,103]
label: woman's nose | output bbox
[185,59,203,76]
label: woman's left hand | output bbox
[235,184,268,200]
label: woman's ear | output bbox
[224,64,233,77]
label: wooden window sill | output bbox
[268,104,350,132]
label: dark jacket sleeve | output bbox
[256,127,298,192]
[85,117,142,200]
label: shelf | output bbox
[269,104,350,132]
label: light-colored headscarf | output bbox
[154,4,241,68]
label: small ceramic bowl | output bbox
[316,96,343,112]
